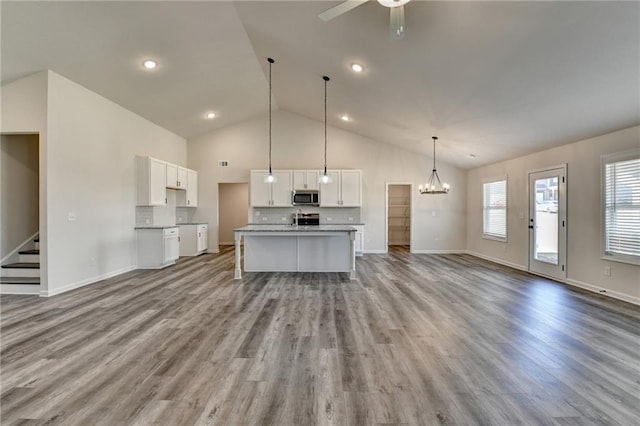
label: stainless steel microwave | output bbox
[292,190,319,206]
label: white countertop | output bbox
[235,224,356,233]
[135,225,179,230]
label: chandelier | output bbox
[418,136,450,194]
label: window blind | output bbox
[483,180,507,239]
[604,157,640,260]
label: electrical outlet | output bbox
[281,217,287,221]
[432,211,436,217]
[519,212,525,220]
[262,216,268,221]
[68,212,77,221]
[326,217,333,221]
[604,266,611,277]
[348,217,354,221]
[89,257,96,266]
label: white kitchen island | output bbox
[233,225,357,280]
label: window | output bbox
[483,179,507,241]
[603,150,640,264]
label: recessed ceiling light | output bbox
[340,114,351,122]
[205,111,216,119]
[143,60,157,69]
[350,63,364,73]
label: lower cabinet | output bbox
[136,227,179,269]
[179,224,208,256]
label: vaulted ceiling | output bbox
[2,1,638,169]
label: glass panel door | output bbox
[529,166,566,280]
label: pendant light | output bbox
[418,136,450,194]
[319,75,332,184]
[264,57,277,183]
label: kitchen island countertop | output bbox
[235,224,357,233]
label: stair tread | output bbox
[0,277,40,284]
[19,249,40,255]
[2,263,40,269]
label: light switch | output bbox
[68,212,77,221]
[519,212,525,220]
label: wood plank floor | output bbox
[1,246,639,425]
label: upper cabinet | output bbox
[293,170,319,190]
[136,156,167,206]
[250,170,293,207]
[320,170,361,207]
[177,169,198,207]
[166,164,188,189]
[137,156,198,207]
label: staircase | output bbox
[1,237,40,294]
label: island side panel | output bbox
[297,234,351,272]
[244,235,298,272]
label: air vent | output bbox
[218,161,229,168]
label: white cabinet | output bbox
[250,170,292,207]
[167,164,188,190]
[320,170,362,207]
[353,225,364,256]
[179,224,208,256]
[136,227,179,269]
[136,156,167,206]
[340,170,362,207]
[293,170,319,190]
[177,169,198,207]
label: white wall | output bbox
[467,125,640,304]
[42,71,186,296]
[1,134,39,260]
[1,71,49,289]
[2,71,187,295]
[188,110,467,253]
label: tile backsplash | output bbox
[250,207,361,225]
[135,190,177,226]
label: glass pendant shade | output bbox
[418,136,449,194]
[264,57,277,183]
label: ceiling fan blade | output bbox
[389,5,406,40]
[318,0,368,22]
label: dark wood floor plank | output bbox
[1,246,638,425]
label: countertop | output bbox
[177,222,208,225]
[134,225,179,230]
[247,222,365,226]
[235,224,357,233]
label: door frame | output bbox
[527,164,567,281]
[385,182,414,253]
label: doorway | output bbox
[386,183,412,250]
[528,165,567,281]
[218,183,249,246]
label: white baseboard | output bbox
[465,250,528,271]
[40,265,137,297]
[207,248,220,253]
[566,278,639,306]
[364,249,386,254]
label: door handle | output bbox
[528,225,534,229]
